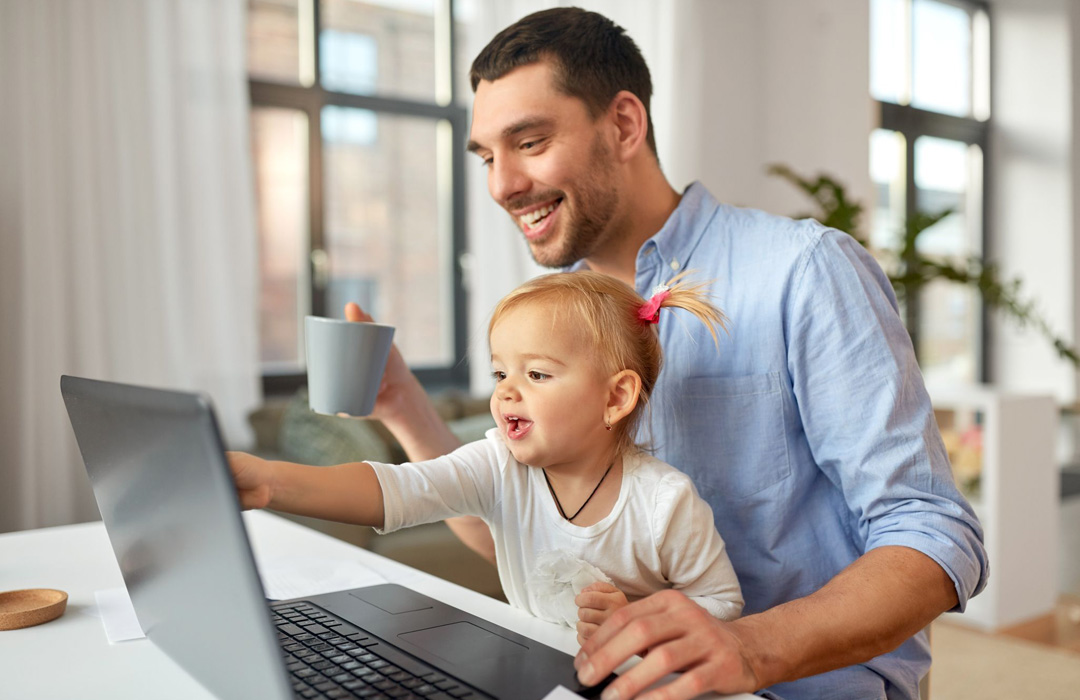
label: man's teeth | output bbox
[520,203,555,227]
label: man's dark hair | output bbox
[470,7,657,157]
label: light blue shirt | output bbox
[574,183,988,700]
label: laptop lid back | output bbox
[61,375,292,700]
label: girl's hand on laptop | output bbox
[226,452,274,510]
[575,582,629,646]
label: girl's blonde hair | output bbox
[489,270,726,456]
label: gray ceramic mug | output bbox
[304,316,395,416]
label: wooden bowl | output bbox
[0,589,68,630]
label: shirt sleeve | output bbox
[785,228,989,611]
[653,472,744,620]
[367,437,502,534]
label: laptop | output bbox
[61,375,612,700]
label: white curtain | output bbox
[0,0,260,532]
[461,0,702,395]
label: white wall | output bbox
[990,0,1077,402]
[681,0,873,220]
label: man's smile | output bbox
[509,198,564,241]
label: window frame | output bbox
[874,0,992,381]
[250,0,469,396]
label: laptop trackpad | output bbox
[400,622,528,665]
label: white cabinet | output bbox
[928,384,1058,631]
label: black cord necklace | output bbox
[542,461,615,522]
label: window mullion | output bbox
[309,95,326,319]
[252,1,470,390]
[903,118,921,351]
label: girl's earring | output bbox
[605,421,612,432]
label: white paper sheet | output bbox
[541,686,587,700]
[256,555,388,600]
[94,587,146,643]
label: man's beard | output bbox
[522,136,619,269]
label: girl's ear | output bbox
[606,370,641,426]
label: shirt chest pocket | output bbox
[676,372,792,499]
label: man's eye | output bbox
[528,371,549,381]
[480,156,493,168]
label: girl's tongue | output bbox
[506,417,534,440]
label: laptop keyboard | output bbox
[273,602,489,700]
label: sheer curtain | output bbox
[0,0,259,533]
[461,0,702,395]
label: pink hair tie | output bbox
[637,284,672,324]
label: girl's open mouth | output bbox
[504,415,534,440]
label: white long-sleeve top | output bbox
[367,429,743,625]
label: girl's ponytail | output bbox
[640,271,727,348]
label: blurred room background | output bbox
[2,1,1078,693]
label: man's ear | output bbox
[608,90,649,163]
[606,369,642,427]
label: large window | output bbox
[248,0,470,393]
[870,0,990,384]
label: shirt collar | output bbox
[566,181,720,278]
[636,181,720,277]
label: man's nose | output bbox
[488,156,529,206]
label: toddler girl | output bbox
[230,271,743,642]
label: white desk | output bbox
[1,511,751,700]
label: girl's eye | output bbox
[528,371,549,381]
[492,370,505,381]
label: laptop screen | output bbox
[62,375,293,700]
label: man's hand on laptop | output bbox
[226,452,274,510]
[574,589,759,700]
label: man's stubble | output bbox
[527,134,620,269]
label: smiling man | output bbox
[347,7,987,700]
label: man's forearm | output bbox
[379,373,462,461]
[734,545,958,687]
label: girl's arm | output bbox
[654,473,744,620]
[227,452,384,527]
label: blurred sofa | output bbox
[247,389,504,600]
